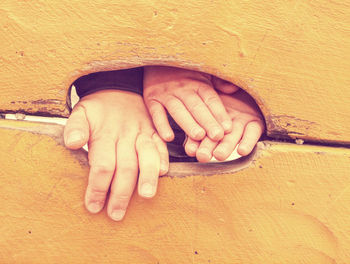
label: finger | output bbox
[213,118,245,161]
[237,120,264,156]
[197,86,232,135]
[180,91,224,141]
[85,138,116,214]
[212,76,240,94]
[136,133,160,198]
[184,137,200,157]
[107,137,138,221]
[147,100,174,142]
[152,133,169,176]
[64,104,89,149]
[196,137,218,163]
[163,96,205,140]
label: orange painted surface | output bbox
[0,1,349,143]
[0,120,350,263]
[1,1,350,262]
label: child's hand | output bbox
[64,90,169,221]
[143,66,233,142]
[184,89,265,162]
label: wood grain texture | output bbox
[0,119,350,263]
[0,1,349,143]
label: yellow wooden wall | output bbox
[0,1,350,263]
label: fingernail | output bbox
[213,146,227,160]
[141,183,154,197]
[209,127,223,140]
[67,131,83,145]
[164,132,174,141]
[111,210,126,221]
[197,148,211,162]
[198,147,210,156]
[222,120,232,131]
[191,127,205,139]
[87,202,103,213]
[238,145,249,156]
[188,144,197,154]
[214,147,225,156]
[160,161,168,175]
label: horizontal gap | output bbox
[262,134,350,149]
[2,113,349,150]
[2,112,242,163]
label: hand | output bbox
[64,90,169,221]
[143,66,233,142]
[184,89,265,162]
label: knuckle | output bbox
[148,102,160,115]
[91,129,117,142]
[137,136,156,151]
[204,95,220,106]
[90,164,115,176]
[164,97,179,109]
[144,90,163,105]
[144,90,158,99]
[207,121,220,128]
[88,186,108,200]
[137,133,153,144]
[118,165,138,176]
[110,194,131,204]
[233,119,246,128]
[119,128,139,140]
[188,102,204,114]
[173,80,186,89]
[151,132,161,141]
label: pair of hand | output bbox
[64,66,265,221]
[143,66,264,162]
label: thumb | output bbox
[212,76,240,94]
[64,104,89,150]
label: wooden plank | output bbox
[0,119,350,263]
[0,1,349,143]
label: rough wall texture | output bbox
[1,1,350,262]
[0,120,350,263]
[0,0,349,143]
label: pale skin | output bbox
[64,90,169,221]
[143,66,239,142]
[144,66,264,162]
[184,90,265,162]
[64,67,264,221]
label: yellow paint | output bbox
[1,1,350,262]
[0,120,350,263]
[0,1,349,143]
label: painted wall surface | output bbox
[1,1,350,262]
[0,120,350,263]
[0,1,349,143]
